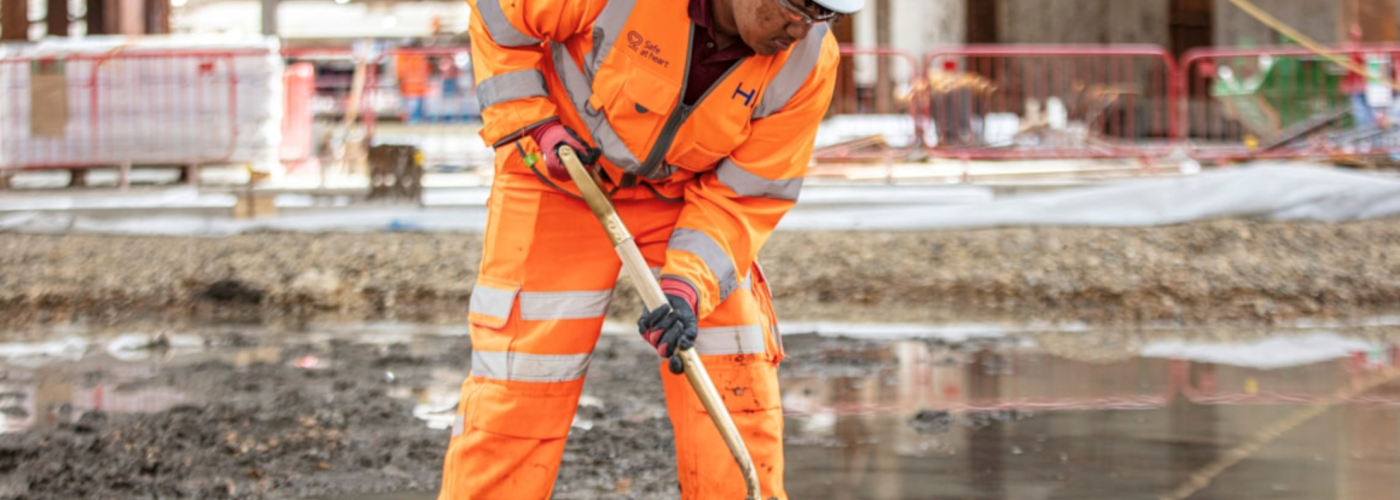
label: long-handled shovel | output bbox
[559,146,763,500]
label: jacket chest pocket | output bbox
[588,55,679,153]
[668,112,750,171]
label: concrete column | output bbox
[261,0,278,36]
[48,0,69,36]
[85,0,108,35]
[967,0,996,43]
[144,0,168,33]
[117,0,143,34]
[1,0,28,41]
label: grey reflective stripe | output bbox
[471,350,593,383]
[585,0,638,77]
[668,228,739,302]
[477,0,541,47]
[695,325,767,355]
[451,413,465,437]
[737,273,751,291]
[552,42,649,176]
[716,158,803,201]
[477,69,548,109]
[519,289,612,320]
[754,24,829,118]
[649,267,662,281]
[469,283,518,319]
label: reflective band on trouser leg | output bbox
[439,171,624,500]
[694,325,767,356]
[658,260,788,500]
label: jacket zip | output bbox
[640,24,747,178]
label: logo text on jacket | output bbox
[733,82,758,108]
[626,30,670,68]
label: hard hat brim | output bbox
[810,0,864,15]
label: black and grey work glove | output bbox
[638,293,699,374]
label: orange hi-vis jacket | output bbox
[469,0,839,318]
[396,53,431,98]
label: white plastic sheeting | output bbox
[778,164,1400,231]
[0,36,283,171]
[0,163,1397,235]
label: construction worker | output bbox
[1340,24,1382,131]
[440,0,862,498]
[396,50,431,123]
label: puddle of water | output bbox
[781,339,1400,499]
[0,327,467,434]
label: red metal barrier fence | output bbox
[0,48,277,187]
[817,46,922,162]
[920,45,1179,161]
[1180,45,1400,162]
[12,42,1400,190]
[280,45,483,179]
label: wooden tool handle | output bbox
[559,146,763,500]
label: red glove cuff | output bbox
[660,278,698,315]
[526,119,561,146]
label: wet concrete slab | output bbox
[0,324,1396,499]
[779,338,1400,499]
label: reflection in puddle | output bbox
[0,327,467,435]
[782,337,1400,499]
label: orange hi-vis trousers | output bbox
[438,168,788,499]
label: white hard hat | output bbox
[811,0,865,15]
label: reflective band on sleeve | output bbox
[585,0,639,76]
[716,158,803,201]
[519,289,613,320]
[477,0,542,47]
[477,69,549,109]
[695,325,768,355]
[471,350,593,383]
[668,228,739,302]
[469,283,518,320]
[451,413,465,437]
[754,24,829,119]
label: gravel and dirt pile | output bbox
[2,218,1398,333]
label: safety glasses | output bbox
[774,0,838,25]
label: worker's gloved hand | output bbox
[527,119,601,181]
[638,279,699,374]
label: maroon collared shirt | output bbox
[685,0,755,105]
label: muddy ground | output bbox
[1,218,1399,498]
[0,327,908,499]
[2,218,1400,335]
